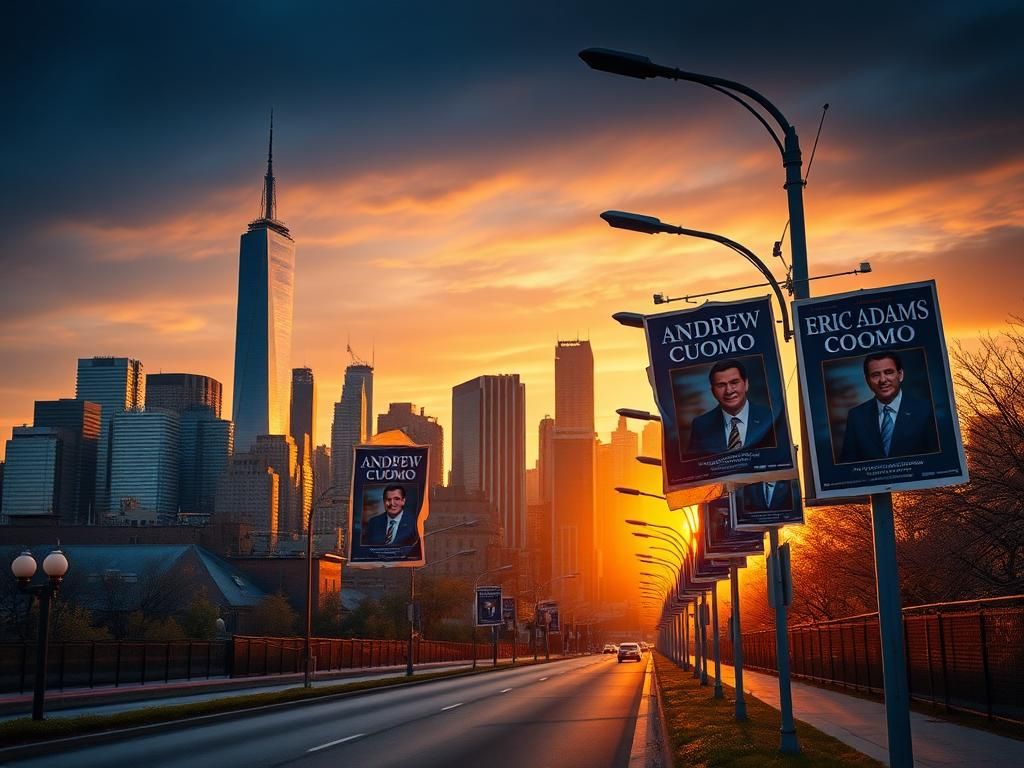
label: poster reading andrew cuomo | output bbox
[643,296,797,494]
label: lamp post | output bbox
[407,548,477,677]
[11,548,69,720]
[602,211,806,749]
[405,518,479,677]
[579,48,809,298]
[474,564,513,669]
[303,486,344,689]
[531,572,578,661]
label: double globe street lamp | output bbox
[11,548,70,720]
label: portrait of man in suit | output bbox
[839,350,939,463]
[687,358,778,455]
[740,479,794,512]
[362,484,420,547]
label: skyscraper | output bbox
[33,399,101,524]
[330,362,373,498]
[1,427,63,520]
[289,367,315,469]
[145,373,222,417]
[555,340,594,433]
[551,339,596,606]
[108,409,179,521]
[377,402,444,488]
[451,374,526,550]
[76,356,145,518]
[253,434,300,536]
[216,453,280,553]
[290,367,315,519]
[231,119,295,452]
[179,408,233,514]
[596,417,640,604]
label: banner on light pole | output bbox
[731,479,805,529]
[703,496,764,558]
[476,586,502,626]
[793,281,968,498]
[643,296,798,495]
[347,432,430,568]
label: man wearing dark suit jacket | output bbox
[687,359,778,455]
[840,350,939,462]
[740,479,794,512]
[363,485,419,547]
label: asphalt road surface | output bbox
[2,654,649,768]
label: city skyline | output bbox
[3,2,1022,473]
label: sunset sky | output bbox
[4,0,1022,475]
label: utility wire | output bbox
[774,103,830,271]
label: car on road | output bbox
[617,642,642,663]
[602,643,618,654]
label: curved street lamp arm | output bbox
[667,225,793,341]
[578,48,793,148]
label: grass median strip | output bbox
[0,663,539,750]
[654,653,884,767]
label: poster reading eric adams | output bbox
[643,296,797,493]
[347,442,430,568]
[793,281,968,498]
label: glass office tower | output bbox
[231,119,295,452]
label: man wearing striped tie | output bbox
[839,351,938,463]
[686,358,778,456]
[363,485,419,547]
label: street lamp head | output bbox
[616,407,660,422]
[624,518,648,527]
[635,455,662,466]
[615,486,641,496]
[42,550,69,582]
[632,532,652,539]
[579,48,658,79]
[11,551,36,584]
[611,311,645,328]
[601,210,669,234]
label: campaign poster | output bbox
[793,281,969,498]
[537,600,560,634]
[347,437,430,568]
[644,297,798,494]
[703,496,765,558]
[502,596,516,631]
[691,533,732,583]
[476,586,502,626]
[731,480,805,529]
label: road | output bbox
[2,654,649,768]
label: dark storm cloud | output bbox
[8,1,1021,226]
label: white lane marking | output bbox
[500,688,513,693]
[441,703,464,711]
[308,733,365,752]
[538,676,549,681]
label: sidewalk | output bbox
[698,658,1024,767]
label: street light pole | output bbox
[304,486,343,689]
[11,549,70,721]
[474,564,513,670]
[407,547,477,677]
[580,46,815,752]
[405,517,479,676]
